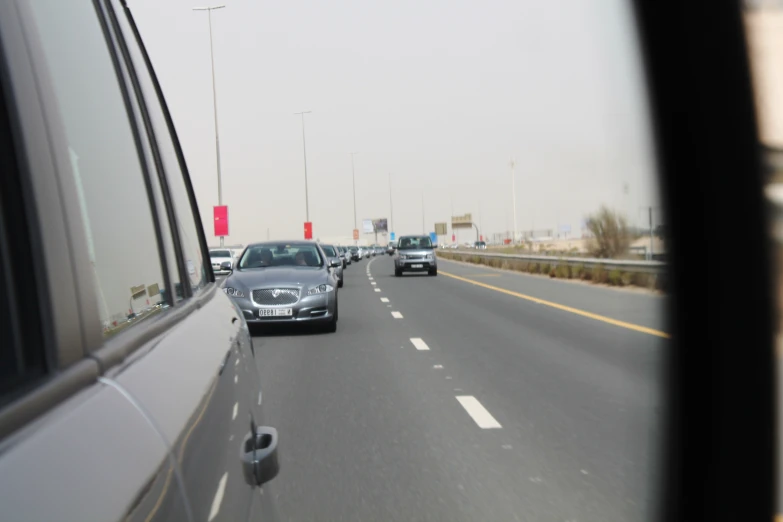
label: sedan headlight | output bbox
[223,287,245,298]
[307,284,334,295]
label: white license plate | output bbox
[412,264,424,268]
[258,308,292,317]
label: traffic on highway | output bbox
[0,1,779,522]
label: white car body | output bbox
[209,249,233,275]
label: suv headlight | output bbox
[308,284,334,295]
[425,253,433,259]
[399,254,407,259]
[223,287,244,298]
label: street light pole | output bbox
[510,156,517,245]
[421,193,425,234]
[389,172,394,238]
[350,152,358,244]
[294,111,312,223]
[193,4,226,246]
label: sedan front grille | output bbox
[252,288,299,305]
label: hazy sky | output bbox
[128,0,660,245]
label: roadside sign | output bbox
[452,234,456,242]
[353,229,360,240]
[304,222,313,239]
[214,205,228,237]
[429,232,437,244]
[434,222,448,235]
[390,232,396,241]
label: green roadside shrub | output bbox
[608,269,623,286]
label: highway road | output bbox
[252,255,667,521]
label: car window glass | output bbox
[112,3,208,295]
[321,245,337,257]
[240,244,322,268]
[28,0,169,336]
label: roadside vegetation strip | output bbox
[436,251,665,291]
[439,270,670,339]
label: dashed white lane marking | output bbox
[371,282,377,286]
[232,402,238,420]
[456,396,502,429]
[234,375,238,384]
[208,472,229,522]
[391,311,403,319]
[374,288,381,292]
[381,298,390,303]
[433,364,443,369]
[369,277,374,280]
[410,338,430,351]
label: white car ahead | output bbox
[209,248,234,275]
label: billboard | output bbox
[434,222,448,235]
[214,205,228,237]
[451,213,473,229]
[372,218,388,233]
[130,285,146,299]
[362,219,374,233]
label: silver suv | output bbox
[394,235,438,276]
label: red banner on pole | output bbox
[304,222,313,239]
[353,229,359,240]
[214,206,229,237]
[452,234,456,242]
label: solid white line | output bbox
[208,472,229,522]
[410,338,430,351]
[456,396,502,429]
[381,298,389,303]
[391,311,403,319]
[374,288,381,292]
[232,402,238,420]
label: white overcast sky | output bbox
[128,0,660,245]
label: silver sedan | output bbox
[223,241,340,332]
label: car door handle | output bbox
[240,426,279,486]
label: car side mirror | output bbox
[432,244,438,249]
[329,258,341,268]
[220,261,232,274]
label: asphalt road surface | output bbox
[253,255,667,522]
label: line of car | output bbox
[208,236,439,334]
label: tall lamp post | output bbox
[510,156,518,245]
[193,4,226,246]
[294,111,312,224]
[350,152,359,244]
[389,173,394,240]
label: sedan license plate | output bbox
[411,264,424,268]
[258,308,292,317]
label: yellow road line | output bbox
[440,271,670,339]
[469,273,501,277]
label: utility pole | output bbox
[510,157,517,245]
[389,173,394,239]
[350,152,358,245]
[193,4,226,246]
[294,111,312,223]
[649,206,654,260]
[422,193,425,235]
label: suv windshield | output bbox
[210,250,231,257]
[239,243,323,268]
[398,236,433,250]
[321,245,337,257]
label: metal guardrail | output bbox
[439,250,666,274]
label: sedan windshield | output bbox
[239,243,323,268]
[321,245,337,257]
[398,236,433,250]
[210,249,231,258]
